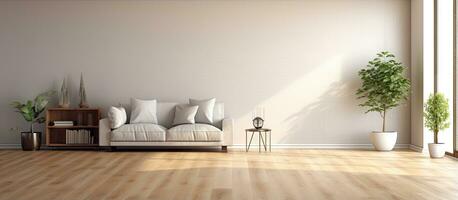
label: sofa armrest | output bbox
[222,118,234,146]
[99,118,111,146]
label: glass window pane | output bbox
[436,0,454,153]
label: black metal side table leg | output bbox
[258,132,261,152]
[259,132,267,151]
[269,131,272,152]
[247,132,255,152]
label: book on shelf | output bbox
[65,129,94,144]
[52,121,74,126]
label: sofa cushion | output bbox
[167,124,222,142]
[172,105,199,126]
[111,124,166,142]
[108,106,127,129]
[130,98,158,124]
[189,98,216,124]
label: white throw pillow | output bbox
[189,98,216,124]
[173,105,199,126]
[130,98,158,124]
[108,106,127,129]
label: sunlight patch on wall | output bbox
[234,56,347,144]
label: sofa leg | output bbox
[222,146,228,152]
[108,146,116,152]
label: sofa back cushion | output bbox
[156,102,224,129]
[172,105,199,126]
[108,106,127,129]
[130,99,158,124]
[189,98,216,124]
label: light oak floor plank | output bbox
[0,149,457,200]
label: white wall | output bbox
[0,0,411,146]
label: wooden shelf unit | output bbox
[47,125,99,129]
[46,108,100,147]
[47,144,99,147]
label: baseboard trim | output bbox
[0,144,21,149]
[0,143,413,150]
[0,144,52,150]
[409,144,423,152]
[230,143,410,149]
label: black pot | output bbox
[21,132,41,151]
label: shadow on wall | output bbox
[233,54,410,145]
[281,81,361,144]
[231,55,372,145]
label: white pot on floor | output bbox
[428,143,445,158]
[370,131,397,151]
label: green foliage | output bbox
[424,93,450,143]
[356,51,410,131]
[11,91,55,130]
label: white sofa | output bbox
[99,102,233,150]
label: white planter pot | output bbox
[428,143,445,158]
[370,131,397,151]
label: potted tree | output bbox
[356,51,410,151]
[11,91,55,151]
[424,93,450,158]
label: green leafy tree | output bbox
[424,93,450,144]
[356,51,411,132]
[11,91,55,134]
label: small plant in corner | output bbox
[424,93,450,158]
[11,90,55,151]
[356,51,410,151]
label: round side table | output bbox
[245,128,271,152]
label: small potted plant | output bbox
[11,91,55,151]
[424,93,450,158]
[356,51,410,151]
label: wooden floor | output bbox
[0,149,457,200]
